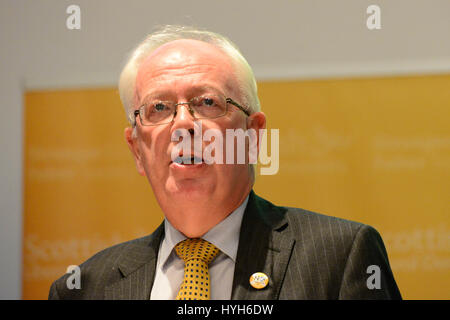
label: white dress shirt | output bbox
[150,195,249,300]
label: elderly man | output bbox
[49,25,401,300]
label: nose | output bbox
[173,103,194,122]
[170,102,195,137]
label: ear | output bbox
[124,127,145,176]
[246,111,266,151]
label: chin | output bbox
[165,176,214,199]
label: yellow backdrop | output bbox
[23,74,450,299]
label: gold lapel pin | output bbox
[249,272,269,289]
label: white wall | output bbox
[1,0,449,299]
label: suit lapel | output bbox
[231,191,295,300]
[105,222,164,300]
[104,192,294,300]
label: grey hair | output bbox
[118,25,260,125]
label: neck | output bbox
[159,185,252,238]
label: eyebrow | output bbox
[139,85,225,104]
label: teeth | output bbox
[192,156,203,163]
[173,156,183,164]
[173,156,203,164]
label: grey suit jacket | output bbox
[48,191,401,299]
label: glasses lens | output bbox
[191,95,226,119]
[141,101,174,125]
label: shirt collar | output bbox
[159,195,249,269]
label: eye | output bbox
[202,97,215,107]
[154,102,167,112]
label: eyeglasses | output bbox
[131,94,250,127]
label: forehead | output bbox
[135,39,239,99]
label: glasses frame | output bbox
[131,96,250,127]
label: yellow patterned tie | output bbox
[174,238,220,300]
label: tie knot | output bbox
[175,238,219,265]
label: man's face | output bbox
[125,39,263,217]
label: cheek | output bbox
[211,112,246,133]
[138,128,170,170]
[203,115,248,166]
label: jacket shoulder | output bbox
[284,206,368,242]
[266,201,400,299]
[252,192,368,242]
[48,233,156,300]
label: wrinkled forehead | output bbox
[135,39,240,97]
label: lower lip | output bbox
[169,161,207,171]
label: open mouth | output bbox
[172,155,204,165]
